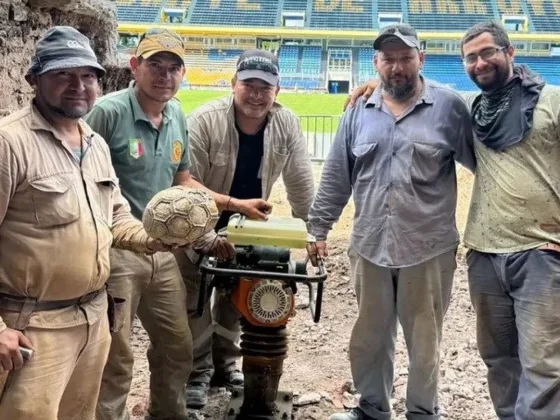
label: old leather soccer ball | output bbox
[142,186,219,246]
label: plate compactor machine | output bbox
[195,214,327,420]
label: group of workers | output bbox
[0,17,558,420]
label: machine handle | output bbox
[199,258,327,283]
[303,258,325,323]
[195,269,213,319]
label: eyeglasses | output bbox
[462,46,507,65]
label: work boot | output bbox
[329,407,374,420]
[186,381,209,409]
[211,369,244,388]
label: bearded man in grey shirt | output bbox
[308,24,475,420]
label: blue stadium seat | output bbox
[310,0,373,29]
[378,0,402,14]
[283,0,308,11]
[279,46,300,76]
[525,0,560,33]
[116,0,161,23]
[422,55,560,91]
[189,0,279,27]
[422,55,478,91]
[407,0,495,31]
[358,48,375,82]
[301,46,322,75]
[515,56,560,85]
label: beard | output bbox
[469,62,510,92]
[52,104,91,119]
[380,73,419,100]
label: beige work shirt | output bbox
[0,103,152,332]
[464,85,560,252]
[187,95,315,221]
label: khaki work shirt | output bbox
[187,95,315,222]
[0,103,151,332]
[463,85,560,252]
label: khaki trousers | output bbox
[348,247,456,420]
[96,249,193,420]
[175,250,241,386]
[0,310,111,419]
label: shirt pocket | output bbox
[29,173,80,227]
[94,176,118,226]
[410,142,446,186]
[270,145,289,181]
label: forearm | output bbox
[111,218,154,254]
[177,176,245,213]
[309,156,352,240]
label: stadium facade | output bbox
[115,0,560,92]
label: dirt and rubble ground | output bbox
[127,164,498,420]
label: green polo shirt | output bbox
[85,81,190,220]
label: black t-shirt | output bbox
[215,122,265,231]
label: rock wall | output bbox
[0,0,130,116]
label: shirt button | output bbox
[392,151,396,156]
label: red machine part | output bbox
[230,278,294,328]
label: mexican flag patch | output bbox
[129,138,144,159]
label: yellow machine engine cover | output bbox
[225,213,308,249]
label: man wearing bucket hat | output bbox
[0,26,170,419]
[85,31,271,420]
[175,48,315,408]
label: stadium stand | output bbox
[515,56,560,85]
[115,0,560,92]
[166,0,192,8]
[189,0,278,27]
[310,0,373,29]
[279,45,300,75]
[525,0,560,33]
[301,46,322,75]
[378,0,404,14]
[115,0,161,23]
[422,55,478,91]
[408,0,496,31]
[282,0,308,11]
[358,48,375,83]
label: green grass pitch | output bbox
[175,90,348,133]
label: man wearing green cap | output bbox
[86,29,271,420]
[0,26,170,420]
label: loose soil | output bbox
[127,164,497,420]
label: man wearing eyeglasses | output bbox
[308,23,475,420]
[347,20,560,420]
[85,30,269,420]
[174,49,315,409]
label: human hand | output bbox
[343,79,379,110]
[231,198,273,220]
[306,240,328,267]
[192,231,235,260]
[146,238,175,253]
[0,328,34,372]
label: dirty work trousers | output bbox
[96,248,193,420]
[467,249,560,420]
[175,250,241,386]
[0,296,111,420]
[348,247,456,420]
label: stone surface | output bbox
[0,0,127,116]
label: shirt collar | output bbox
[29,100,95,143]
[127,80,172,124]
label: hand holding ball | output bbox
[142,186,219,247]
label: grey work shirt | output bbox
[309,78,475,267]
